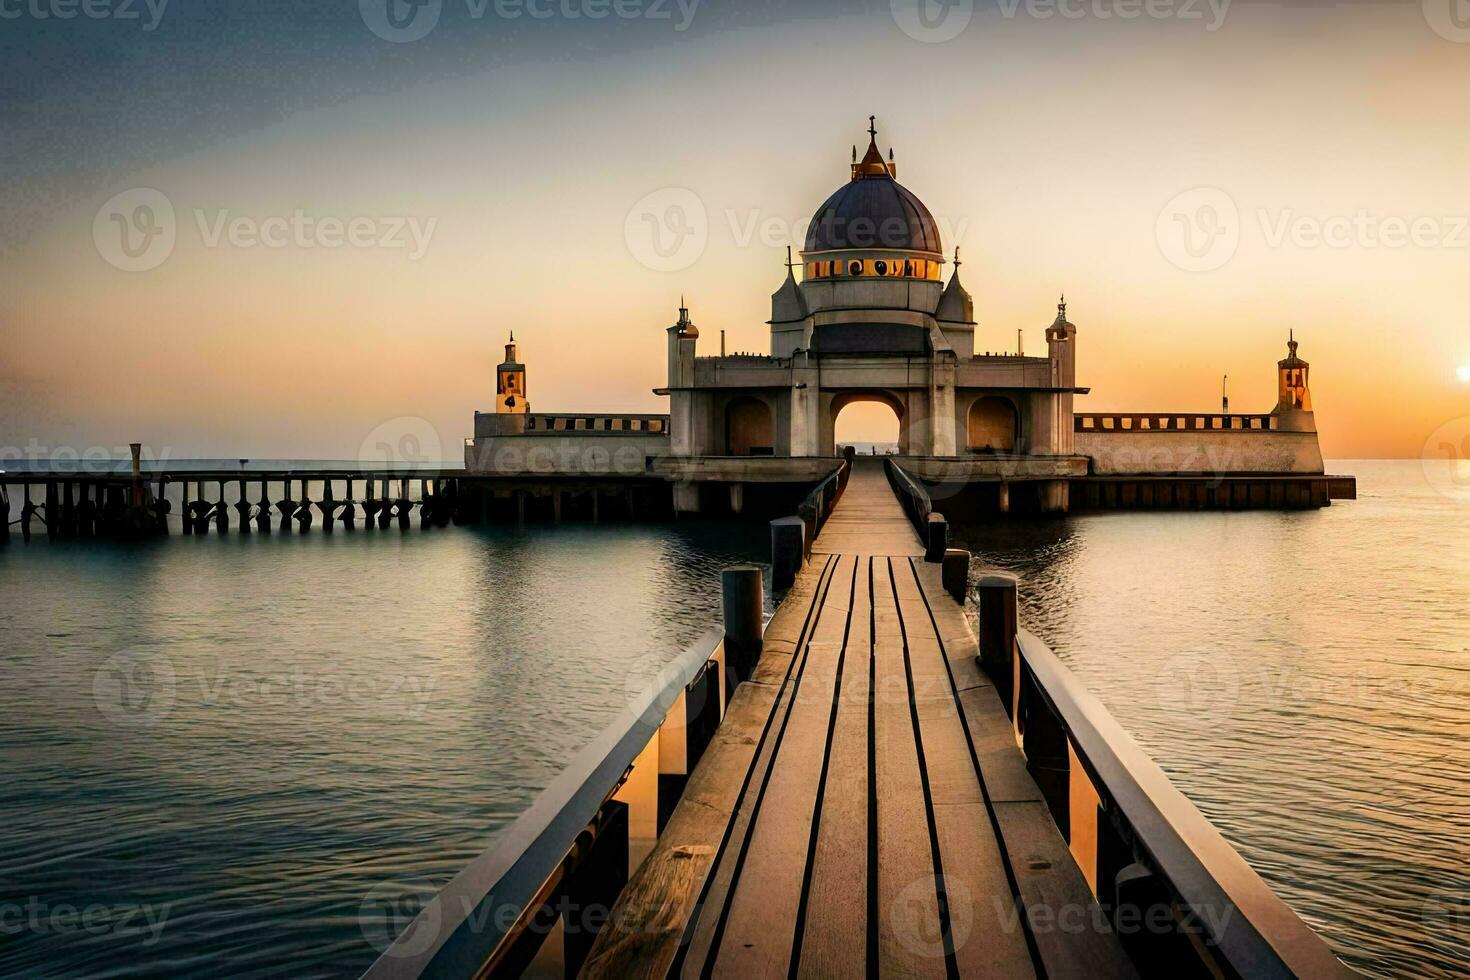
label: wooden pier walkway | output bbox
[585,461,1134,979]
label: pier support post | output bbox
[998,481,1010,515]
[769,516,805,591]
[0,485,8,545]
[181,482,192,535]
[256,481,272,534]
[672,482,699,517]
[721,565,764,689]
[942,549,970,604]
[1039,479,1070,514]
[925,512,948,563]
[978,572,1019,715]
[728,482,743,515]
[45,482,58,539]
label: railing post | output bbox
[562,800,630,976]
[941,549,970,604]
[924,512,947,562]
[977,573,1018,712]
[769,517,805,591]
[721,565,764,690]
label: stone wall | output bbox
[1075,429,1324,475]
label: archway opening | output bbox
[834,396,903,456]
[967,396,1018,453]
[726,396,774,456]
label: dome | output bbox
[805,175,942,254]
[804,122,942,255]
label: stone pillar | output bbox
[721,565,764,688]
[998,481,1010,514]
[672,482,699,516]
[978,573,1019,716]
[942,549,970,604]
[728,482,743,515]
[770,516,805,590]
[1039,480,1070,514]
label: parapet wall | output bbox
[1076,428,1325,475]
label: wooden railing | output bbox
[524,414,669,434]
[884,458,948,561]
[363,628,730,980]
[975,576,1357,978]
[795,457,851,559]
[1075,413,1278,432]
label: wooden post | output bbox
[769,516,805,590]
[45,482,58,539]
[998,480,1010,515]
[561,800,630,975]
[591,488,600,524]
[553,489,563,524]
[0,484,9,545]
[721,565,764,691]
[978,573,1019,715]
[320,479,335,533]
[925,512,948,563]
[516,490,526,525]
[181,481,192,535]
[215,481,229,535]
[257,480,272,534]
[298,479,313,532]
[942,548,970,604]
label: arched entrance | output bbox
[830,391,907,456]
[725,396,774,456]
[967,396,1018,453]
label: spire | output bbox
[852,115,893,180]
[1057,293,1067,321]
[786,245,794,270]
[1288,328,1298,359]
[953,246,962,270]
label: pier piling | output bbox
[720,565,764,689]
[942,548,970,604]
[978,572,1019,710]
[769,516,805,590]
[924,512,948,562]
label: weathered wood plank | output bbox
[712,556,856,975]
[795,554,871,978]
[871,559,945,978]
[993,800,1139,979]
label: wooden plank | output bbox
[675,556,843,975]
[813,463,923,557]
[582,681,779,979]
[893,559,1037,979]
[585,558,835,979]
[993,801,1139,980]
[711,557,856,975]
[795,554,871,978]
[871,558,945,978]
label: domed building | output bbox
[658,118,1088,511]
[467,120,1342,516]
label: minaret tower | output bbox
[496,332,528,414]
[1272,331,1316,432]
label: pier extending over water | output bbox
[363,458,1356,980]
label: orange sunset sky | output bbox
[3,0,1469,461]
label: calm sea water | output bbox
[0,461,1463,978]
[0,520,767,978]
[950,461,1468,979]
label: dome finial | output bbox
[953,246,962,270]
[869,114,877,140]
[1058,293,1067,320]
